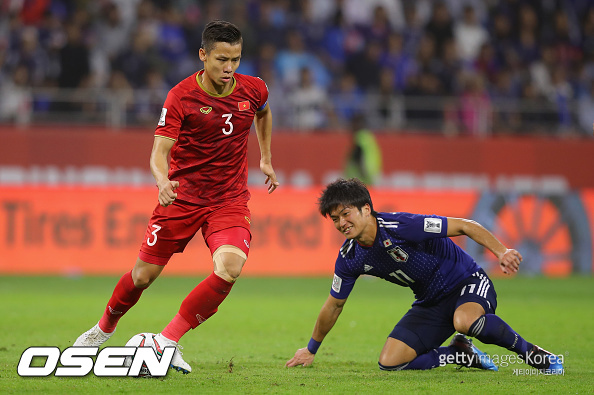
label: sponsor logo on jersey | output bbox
[383,239,392,247]
[244,239,250,249]
[424,218,442,233]
[158,108,167,126]
[387,246,409,262]
[332,274,342,293]
[364,264,373,272]
[244,216,251,224]
[200,106,212,114]
[238,101,250,111]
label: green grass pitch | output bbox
[1,275,592,393]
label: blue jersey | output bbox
[330,212,481,305]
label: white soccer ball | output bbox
[124,332,159,378]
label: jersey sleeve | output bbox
[329,257,359,299]
[155,89,184,140]
[393,212,448,243]
[255,77,269,111]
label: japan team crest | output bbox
[387,247,409,263]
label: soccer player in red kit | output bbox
[73,20,279,374]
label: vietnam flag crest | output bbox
[238,101,250,111]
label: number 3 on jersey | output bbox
[147,224,161,246]
[222,113,233,135]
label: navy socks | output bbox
[469,314,532,355]
[379,347,453,371]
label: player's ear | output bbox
[362,204,371,217]
[199,48,207,61]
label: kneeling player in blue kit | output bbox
[286,178,563,374]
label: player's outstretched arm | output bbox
[150,136,178,207]
[447,217,523,274]
[254,104,279,194]
[286,295,346,367]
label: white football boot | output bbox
[155,333,192,374]
[73,323,114,347]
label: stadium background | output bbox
[1,0,593,278]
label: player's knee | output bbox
[378,337,417,368]
[213,247,246,283]
[131,262,162,288]
[220,259,244,281]
[378,352,414,368]
[453,316,470,334]
[453,311,477,335]
[454,303,486,335]
[131,270,157,288]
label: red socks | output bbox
[98,271,145,333]
[97,271,233,342]
[161,313,192,343]
[162,273,234,342]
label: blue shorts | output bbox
[388,269,497,356]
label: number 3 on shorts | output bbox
[147,224,162,246]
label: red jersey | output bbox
[155,71,269,206]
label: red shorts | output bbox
[139,199,252,265]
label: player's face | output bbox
[199,42,242,89]
[329,204,375,244]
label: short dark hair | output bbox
[318,178,375,217]
[201,20,242,53]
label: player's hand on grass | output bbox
[260,160,279,194]
[157,180,179,207]
[499,248,522,275]
[285,347,315,367]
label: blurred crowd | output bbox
[1,0,594,135]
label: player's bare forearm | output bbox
[254,105,273,161]
[150,136,178,206]
[286,295,345,368]
[254,105,279,193]
[312,295,345,341]
[150,152,169,186]
[447,217,522,274]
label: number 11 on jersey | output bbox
[389,269,415,286]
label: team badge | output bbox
[423,218,442,233]
[383,239,392,247]
[387,247,409,263]
[200,106,212,114]
[238,101,250,111]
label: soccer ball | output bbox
[124,332,159,378]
